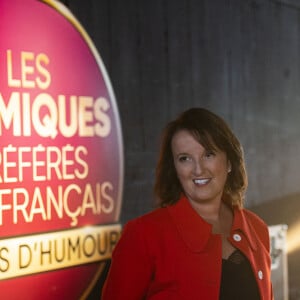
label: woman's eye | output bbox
[178,155,190,162]
[204,151,215,158]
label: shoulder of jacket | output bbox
[123,207,171,232]
[242,208,267,226]
[241,208,268,228]
[240,208,270,249]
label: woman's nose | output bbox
[193,160,203,174]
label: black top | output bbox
[219,249,261,300]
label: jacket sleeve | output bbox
[101,218,154,300]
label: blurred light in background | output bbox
[287,221,300,254]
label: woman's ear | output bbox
[227,161,232,173]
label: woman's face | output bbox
[171,130,231,206]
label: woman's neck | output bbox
[189,198,233,235]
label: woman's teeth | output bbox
[194,179,210,185]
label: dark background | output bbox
[61,0,300,298]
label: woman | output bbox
[102,108,273,299]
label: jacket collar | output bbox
[231,208,258,251]
[167,196,212,252]
[167,195,257,252]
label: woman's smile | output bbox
[193,178,211,185]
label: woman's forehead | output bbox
[173,128,220,150]
[171,129,222,153]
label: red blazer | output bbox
[102,196,273,300]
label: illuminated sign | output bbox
[0,0,123,298]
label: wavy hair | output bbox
[154,108,247,208]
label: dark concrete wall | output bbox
[64,0,300,298]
